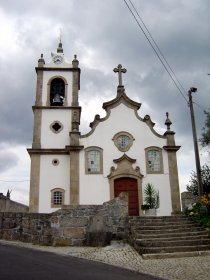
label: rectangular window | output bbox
[51,188,65,208]
[145,147,163,174]
[53,191,62,205]
[85,147,103,174]
[148,150,161,172]
[87,150,100,172]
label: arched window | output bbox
[85,147,103,174]
[145,147,163,174]
[50,78,65,106]
[51,188,65,208]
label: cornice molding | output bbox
[35,67,81,73]
[163,146,181,152]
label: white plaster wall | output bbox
[80,103,173,215]
[41,109,71,148]
[143,175,172,216]
[42,71,73,105]
[79,149,110,204]
[39,155,70,213]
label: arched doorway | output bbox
[108,154,144,216]
[114,177,139,216]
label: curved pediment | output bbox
[103,85,141,112]
[108,154,143,179]
[113,153,136,164]
[81,85,166,139]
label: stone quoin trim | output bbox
[29,154,41,213]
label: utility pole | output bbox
[188,87,203,197]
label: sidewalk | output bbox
[1,240,210,280]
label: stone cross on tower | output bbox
[113,64,127,86]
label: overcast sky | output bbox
[0,0,209,205]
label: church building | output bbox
[28,43,181,215]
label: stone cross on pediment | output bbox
[113,64,127,86]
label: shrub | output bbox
[143,183,160,209]
[185,197,210,228]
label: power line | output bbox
[194,101,210,112]
[128,0,188,95]
[123,0,188,103]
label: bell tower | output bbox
[28,42,81,213]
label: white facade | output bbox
[28,44,181,216]
[39,155,70,213]
[41,110,72,148]
[80,101,172,215]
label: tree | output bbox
[200,111,210,148]
[186,165,210,196]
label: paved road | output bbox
[0,244,163,280]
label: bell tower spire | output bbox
[57,28,63,53]
[28,42,81,212]
[57,41,63,53]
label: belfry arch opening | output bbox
[50,78,65,106]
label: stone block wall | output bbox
[0,192,128,247]
[87,192,129,246]
[0,212,51,245]
[51,205,102,246]
[181,192,198,211]
[0,194,29,213]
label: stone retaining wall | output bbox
[0,194,29,213]
[0,193,128,246]
[181,192,198,211]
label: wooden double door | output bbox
[114,177,139,216]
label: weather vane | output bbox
[59,28,62,43]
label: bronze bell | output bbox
[52,93,63,106]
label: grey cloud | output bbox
[0,0,209,181]
[0,149,19,173]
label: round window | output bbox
[113,132,134,152]
[52,159,59,166]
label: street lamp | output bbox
[188,87,203,197]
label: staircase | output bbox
[129,216,210,259]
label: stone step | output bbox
[134,230,209,239]
[142,250,210,260]
[129,216,210,258]
[130,221,196,228]
[138,244,210,254]
[130,222,192,227]
[129,216,191,220]
[130,220,195,227]
[134,227,205,235]
[136,234,210,242]
[136,238,210,247]
[129,216,190,222]
[133,224,199,231]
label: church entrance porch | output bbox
[114,177,139,216]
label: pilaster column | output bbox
[67,55,82,205]
[28,154,40,212]
[69,150,80,205]
[163,131,181,215]
[32,56,44,149]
